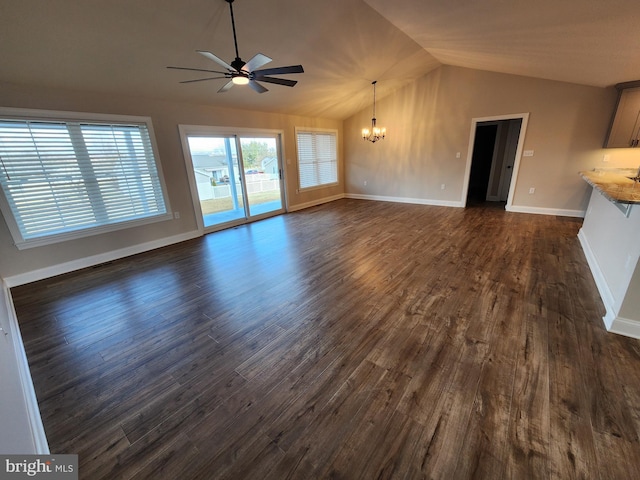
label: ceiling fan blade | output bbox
[243,53,272,72]
[248,80,268,94]
[197,50,236,72]
[167,66,228,75]
[252,65,304,77]
[180,76,228,84]
[253,76,297,87]
[217,80,235,93]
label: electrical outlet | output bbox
[523,150,534,157]
[456,152,461,158]
[364,180,367,186]
[529,188,535,194]
[603,154,610,162]
[174,211,180,219]
[441,184,446,190]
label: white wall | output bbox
[344,65,636,215]
[0,278,48,454]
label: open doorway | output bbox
[467,123,499,204]
[462,113,529,209]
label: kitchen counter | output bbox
[578,170,640,339]
[579,168,640,204]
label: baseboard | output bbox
[577,228,620,331]
[288,194,346,212]
[345,193,464,208]
[1,280,49,454]
[5,230,201,288]
[608,315,640,339]
[506,204,586,218]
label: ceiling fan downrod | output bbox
[225,0,245,71]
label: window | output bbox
[295,128,338,190]
[0,109,171,249]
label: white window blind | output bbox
[0,116,169,247]
[296,129,338,189]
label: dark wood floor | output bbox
[11,199,640,479]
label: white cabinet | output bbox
[605,84,640,148]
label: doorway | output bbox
[467,123,499,204]
[463,114,528,209]
[180,126,286,233]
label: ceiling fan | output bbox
[167,0,304,93]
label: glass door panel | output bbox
[239,137,284,217]
[186,136,245,228]
[182,128,286,232]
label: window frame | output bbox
[0,107,172,250]
[294,127,339,192]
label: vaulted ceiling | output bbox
[1,0,639,120]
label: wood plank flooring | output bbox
[11,199,640,479]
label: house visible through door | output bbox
[180,127,285,232]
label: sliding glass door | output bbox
[181,127,285,231]
[240,137,283,217]
[187,135,244,228]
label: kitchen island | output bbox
[578,168,640,338]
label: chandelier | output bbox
[362,80,386,143]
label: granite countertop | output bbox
[580,168,640,205]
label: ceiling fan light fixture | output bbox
[232,75,250,85]
[363,81,386,143]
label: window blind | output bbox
[0,118,168,245]
[296,129,337,189]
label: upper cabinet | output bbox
[605,81,640,148]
